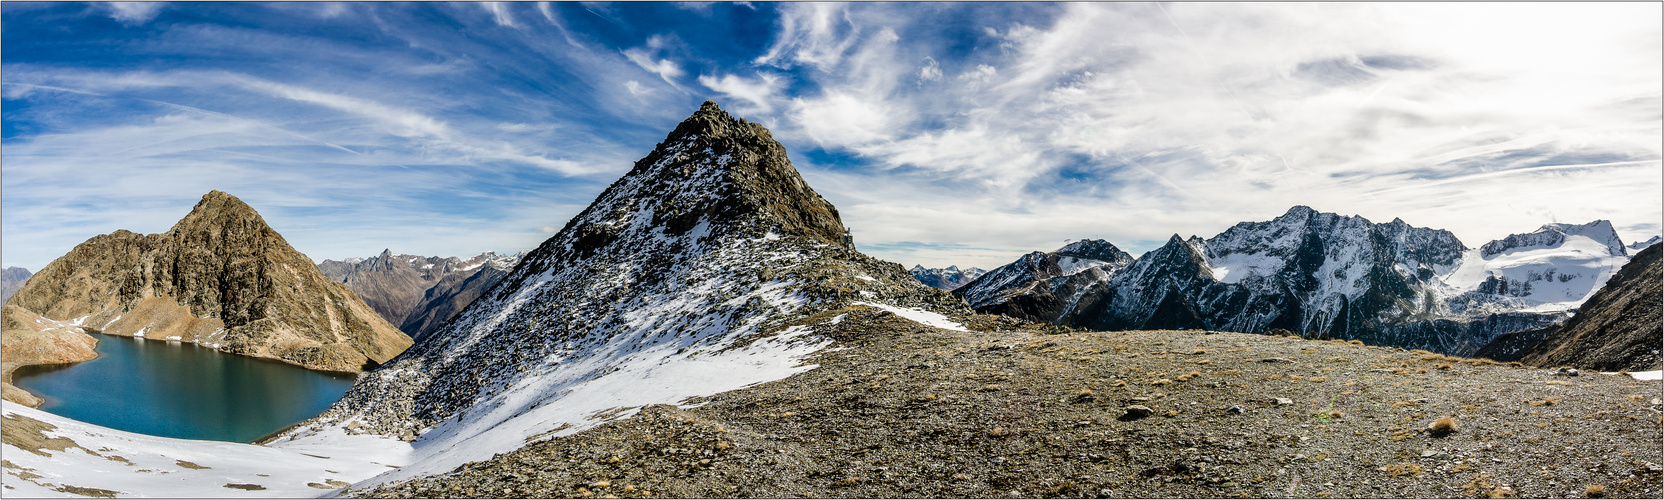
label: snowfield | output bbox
[2,402,411,498]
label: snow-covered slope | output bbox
[281,101,965,489]
[1628,236,1661,252]
[1436,221,1632,315]
[953,239,1134,323]
[909,265,987,291]
[2,401,410,498]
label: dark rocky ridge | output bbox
[398,260,515,343]
[2,191,411,375]
[317,250,522,340]
[1515,242,1662,372]
[954,239,1134,323]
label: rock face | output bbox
[1513,242,1662,371]
[2,191,412,375]
[398,257,518,342]
[317,250,524,340]
[0,267,31,305]
[287,101,963,482]
[953,239,1133,323]
[1,305,99,406]
[908,265,986,291]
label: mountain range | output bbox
[960,207,1653,357]
[318,250,525,341]
[908,265,987,291]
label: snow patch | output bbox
[853,301,969,332]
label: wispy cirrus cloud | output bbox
[3,2,1658,272]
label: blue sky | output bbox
[3,2,1660,271]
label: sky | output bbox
[3,2,1660,272]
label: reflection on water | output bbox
[13,332,356,443]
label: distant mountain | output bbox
[283,101,963,482]
[399,254,521,342]
[1508,242,1662,371]
[0,267,31,305]
[2,191,412,376]
[954,239,1133,323]
[909,265,986,291]
[1628,235,1661,252]
[318,250,525,340]
[1437,221,1632,317]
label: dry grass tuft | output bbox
[1384,463,1423,477]
[1429,417,1457,435]
[1585,484,1606,498]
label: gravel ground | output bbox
[351,309,1663,499]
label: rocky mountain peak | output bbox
[1055,239,1133,264]
[5,190,411,373]
[165,190,290,252]
[524,100,848,275]
[1480,220,1626,258]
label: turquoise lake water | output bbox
[12,332,356,443]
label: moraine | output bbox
[12,331,355,443]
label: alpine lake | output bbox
[12,331,356,443]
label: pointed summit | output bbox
[4,191,411,381]
[529,100,847,272]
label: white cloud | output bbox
[481,2,517,28]
[754,3,860,71]
[917,57,941,82]
[103,2,165,25]
[698,72,783,114]
[622,46,684,87]
[763,2,1661,269]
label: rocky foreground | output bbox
[353,310,1662,499]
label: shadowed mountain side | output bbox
[1515,243,1662,372]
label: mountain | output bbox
[0,267,30,305]
[908,265,987,291]
[1509,242,1662,371]
[2,191,412,376]
[954,239,1134,323]
[1065,207,1469,334]
[1052,207,1582,355]
[398,254,521,342]
[1628,235,1661,252]
[1436,220,1632,316]
[318,250,525,340]
[277,101,965,483]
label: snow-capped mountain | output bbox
[1627,235,1661,252]
[909,265,987,291]
[954,239,1134,323]
[1435,221,1632,316]
[278,101,965,486]
[1048,206,1597,355]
